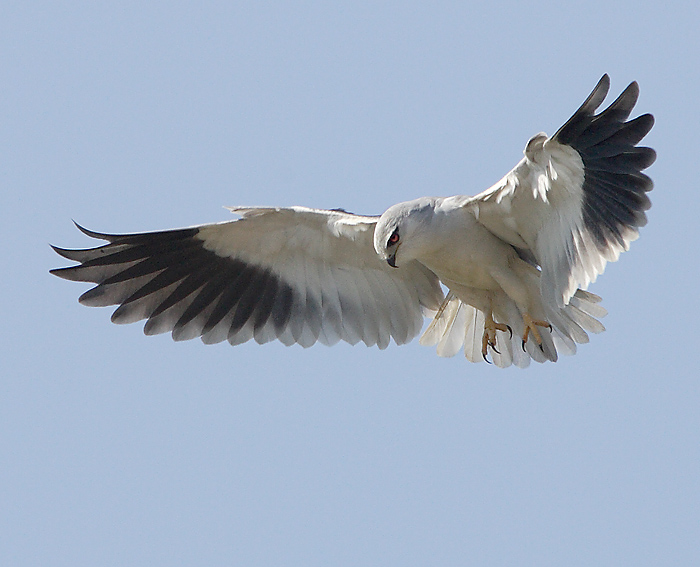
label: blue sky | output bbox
[2,1,699,565]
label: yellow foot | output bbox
[521,313,552,350]
[481,314,512,363]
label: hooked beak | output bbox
[386,254,397,268]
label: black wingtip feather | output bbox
[605,113,655,147]
[49,265,78,280]
[71,221,200,244]
[73,221,116,242]
[200,262,259,334]
[554,77,656,252]
[598,81,639,120]
[50,245,80,262]
[553,75,611,145]
[584,74,611,112]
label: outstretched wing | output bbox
[467,75,655,307]
[51,206,443,349]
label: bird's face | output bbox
[374,220,401,267]
[374,199,436,268]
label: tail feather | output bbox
[420,291,459,348]
[462,307,485,364]
[420,289,606,367]
[436,301,469,357]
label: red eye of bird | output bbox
[387,231,399,246]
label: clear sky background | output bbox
[2,1,699,566]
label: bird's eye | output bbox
[387,230,399,246]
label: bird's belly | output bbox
[414,210,524,297]
[422,253,501,292]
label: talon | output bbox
[481,333,490,362]
[483,352,492,364]
[522,313,551,347]
[506,325,513,339]
[481,312,510,361]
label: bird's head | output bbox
[374,198,437,268]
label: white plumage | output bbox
[52,75,655,367]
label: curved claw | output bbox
[481,315,511,364]
[521,315,551,349]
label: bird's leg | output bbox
[481,312,512,362]
[521,313,552,350]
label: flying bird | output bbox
[51,75,655,368]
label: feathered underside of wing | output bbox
[554,76,655,244]
[51,208,443,350]
[469,75,655,307]
[547,75,655,303]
